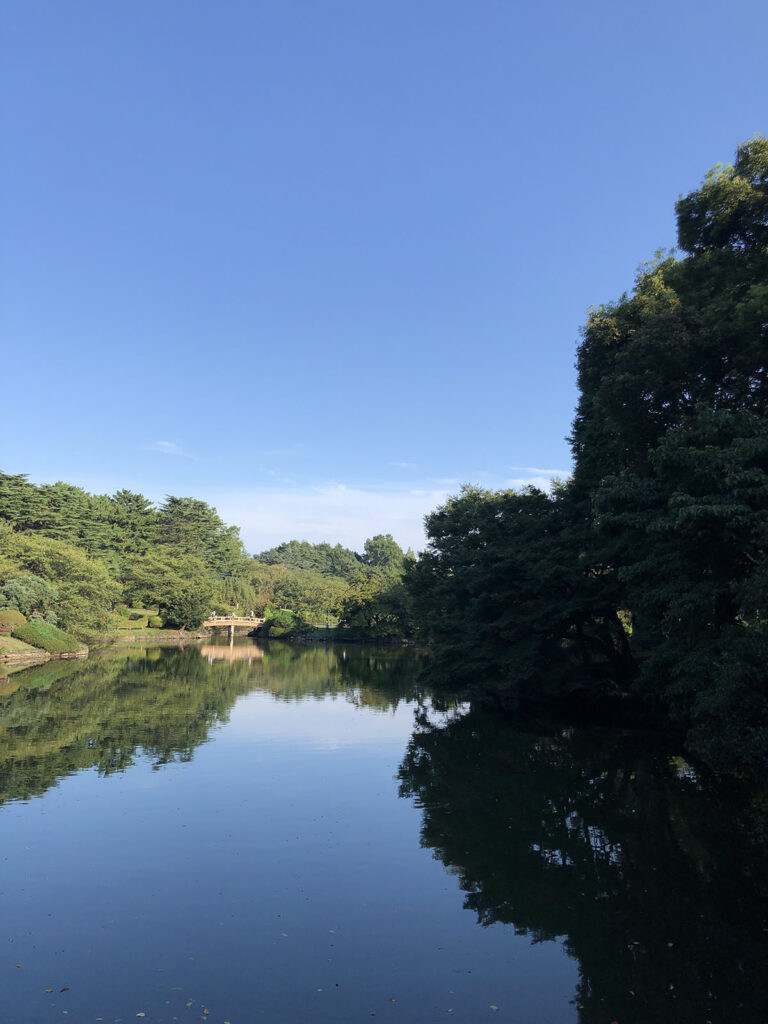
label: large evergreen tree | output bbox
[408,137,768,773]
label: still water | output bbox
[1,641,766,1024]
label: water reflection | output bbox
[398,705,768,1023]
[201,642,265,661]
[2,643,767,1022]
[0,641,426,805]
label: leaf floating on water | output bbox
[60,986,70,992]
[45,989,54,993]
[137,1014,146,1018]
[16,963,22,968]
[490,1006,500,1012]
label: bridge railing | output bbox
[207,613,261,621]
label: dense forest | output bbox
[407,137,768,776]
[0,477,411,641]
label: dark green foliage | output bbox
[0,608,27,632]
[0,473,47,531]
[12,620,82,653]
[408,485,630,697]
[158,496,245,576]
[408,138,768,776]
[256,539,366,582]
[339,578,414,641]
[123,552,215,630]
[675,135,768,255]
[398,706,768,1023]
[159,585,213,631]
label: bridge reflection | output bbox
[201,644,265,663]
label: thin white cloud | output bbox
[209,482,454,555]
[509,465,571,477]
[146,440,196,459]
[507,476,562,492]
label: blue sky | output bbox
[2,0,766,553]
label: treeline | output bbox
[406,137,768,776]
[0,476,413,640]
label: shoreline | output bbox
[2,625,415,672]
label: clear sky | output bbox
[2,0,766,553]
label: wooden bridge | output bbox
[202,613,264,631]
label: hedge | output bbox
[12,620,83,653]
[0,609,27,632]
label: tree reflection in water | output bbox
[0,641,426,804]
[398,705,768,1024]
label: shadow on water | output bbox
[397,704,768,1024]
[3,641,767,1022]
[0,640,428,805]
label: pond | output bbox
[1,641,766,1023]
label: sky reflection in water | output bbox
[1,641,765,1024]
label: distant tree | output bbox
[256,540,365,582]
[122,550,215,629]
[0,472,46,530]
[158,496,246,577]
[1,529,121,638]
[0,574,59,619]
[107,489,158,555]
[362,534,406,578]
[340,576,414,641]
[262,607,300,637]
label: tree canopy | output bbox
[407,136,768,776]
[0,473,415,639]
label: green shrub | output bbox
[0,608,27,632]
[148,616,164,628]
[262,607,310,638]
[114,604,131,619]
[0,575,58,618]
[12,620,82,653]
